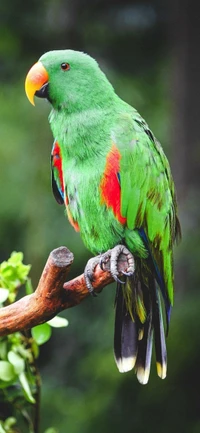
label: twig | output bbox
[0,246,129,337]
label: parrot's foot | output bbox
[84,245,135,295]
[100,245,135,282]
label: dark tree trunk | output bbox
[168,0,200,291]
[170,0,200,195]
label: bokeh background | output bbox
[1,0,200,431]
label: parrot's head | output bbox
[25,50,115,112]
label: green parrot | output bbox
[25,50,181,384]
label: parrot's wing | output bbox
[51,140,64,205]
[112,113,181,381]
[113,113,181,310]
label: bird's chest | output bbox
[62,159,101,231]
[62,158,125,254]
[64,169,88,232]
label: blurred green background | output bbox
[1,0,200,431]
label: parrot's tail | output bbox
[114,268,167,384]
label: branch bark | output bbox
[0,246,129,337]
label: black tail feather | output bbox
[114,282,138,373]
[135,313,153,385]
[134,274,153,385]
[152,285,167,379]
[114,269,168,383]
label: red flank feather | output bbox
[52,141,64,193]
[100,144,126,225]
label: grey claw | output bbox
[85,278,98,297]
[111,270,125,283]
[115,276,126,284]
[122,270,134,277]
[99,252,111,271]
[99,257,104,271]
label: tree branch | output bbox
[0,246,129,337]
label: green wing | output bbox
[115,113,180,307]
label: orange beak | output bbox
[25,61,49,106]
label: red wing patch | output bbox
[52,141,80,232]
[100,144,126,225]
[52,141,64,193]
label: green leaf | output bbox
[0,379,17,389]
[0,361,16,381]
[9,252,23,264]
[19,371,35,404]
[25,277,33,295]
[31,340,39,359]
[0,288,9,304]
[15,343,33,363]
[0,423,6,433]
[8,351,25,375]
[7,293,16,303]
[0,252,31,292]
[3,417,17,429]
[0,341,8,360]
[31,323,52,345]
[47,315,69,328]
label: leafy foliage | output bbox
[0,252,31,303]
[0,252,68,432]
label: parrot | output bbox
[25,49,181,384]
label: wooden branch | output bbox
[0,247,129,337]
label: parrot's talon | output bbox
[85,277,98,297]
[114,275,126,284]
[99,256,106,271]
[99,258,104,271]
[90,290,98,298]
[122,270,134,277]
[99,252,111,271]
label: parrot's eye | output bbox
[61,62,70,71]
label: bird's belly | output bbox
[80,208,125,255]
[65,179,125,255]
